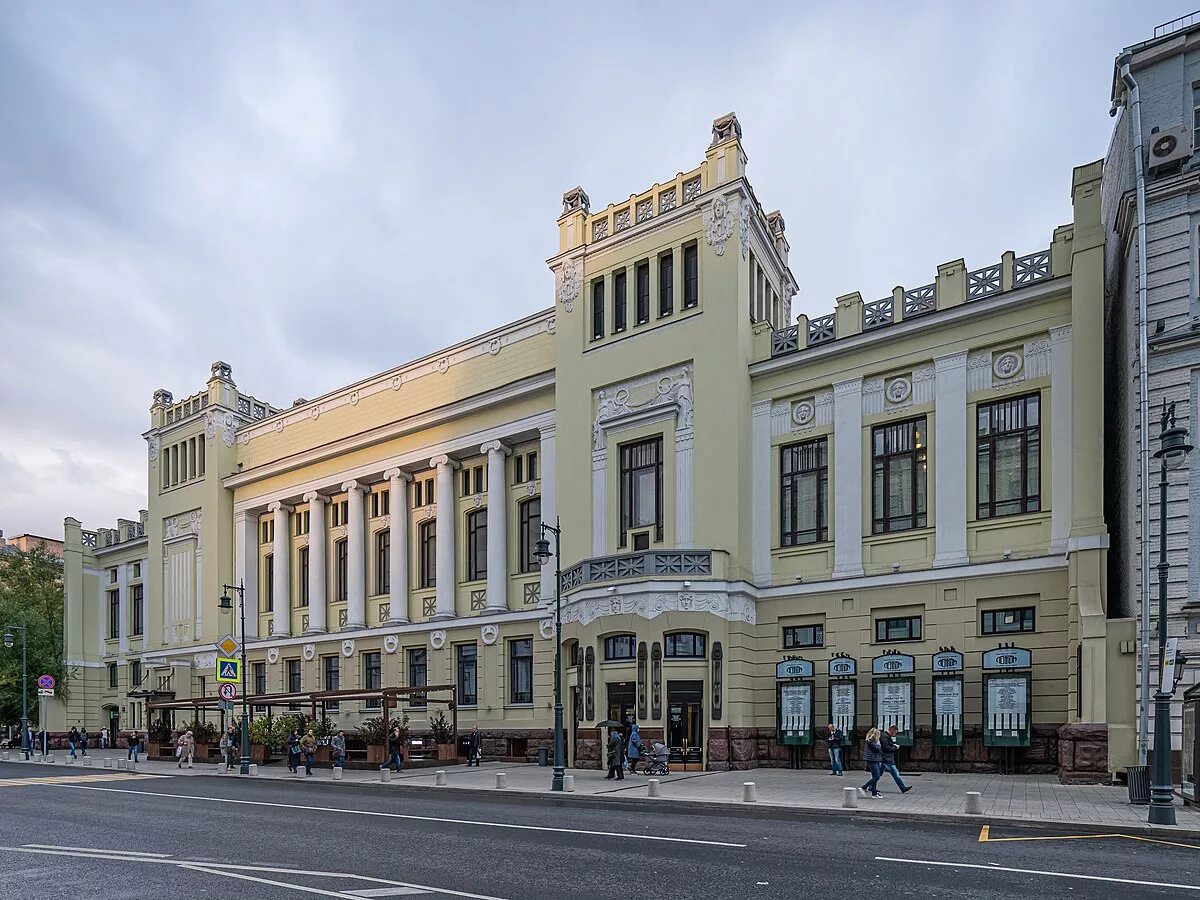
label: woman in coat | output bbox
[858,727,883,798]
[177,730,195,769]
[625,723,642,774]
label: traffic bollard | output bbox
[117,759,128,770]
[495,772,507,789]
[842,786,858,808]
[82,757,93,767]
[564,774,575,792]
[647,778,661,798]
[333,767,343,781]
[248,764,258,776]
[965,791,983,815]
[380,768,392,783]
[743,782,757,803]
[435,770,447,786]
[104,758,112,768]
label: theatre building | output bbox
[59,115,1135,781]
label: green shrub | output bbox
[429,710,455,744]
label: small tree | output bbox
[429,710,455,745]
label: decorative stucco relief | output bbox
[557,256,582,313]
[561,591,756,626]
[593,364,693,450]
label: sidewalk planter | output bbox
[366,745,386,765]
[436,744,457,761]
[250,744,269,764]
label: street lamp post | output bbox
[1148,400,1193,826]
[2,625,29,760]
[534,518,564,792]
[219,581,252,776]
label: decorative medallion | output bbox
[886,377,913,404]
[481,624,499,646]
[274,421,284,432]
[792,401,815,426]
[525,483,536,496]
[592,220,608,241]
[147,434,160,463]
[392,374,403,391]
[473,494,482,508]
[703,196,735,256]
[683,177,702,203]
[538,619,555,640]
[349,391,360,406]
[302,643,315,661]
[636,198,653,222]
[267,647,280,664]
[546,316,556,334]
[437,357,450,375]
[430,629,447,650]
[614,208,631,232]
[220,413,236,447]
[341,639,355,658]
[659,187,677,213]
[557,257,582,313]
[310,407,320,420]
[192,652,216,670]
[383,635,399,654]
[204,413,217,442]
[485,338,501,356]
[993,351,1023,380]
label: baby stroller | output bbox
[639,741,670,776]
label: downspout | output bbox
[1118,52,1152,767]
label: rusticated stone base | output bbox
[1056,723,1109,784]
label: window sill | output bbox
[600,659,636,666]
[663,656,706,662]
[504,703,535,710]
[872,637,922,645]
[773,540,833,556]
[783,645,824,652]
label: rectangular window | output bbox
[323,655,340,710]
[614,269,627,333]
[130,584,144,636]
[372,492,379,519]
[108,589,119,639]
[363,652,381,708]
[462,468,472,496]
[414,480,423,507]
[658,251,674,316]
[636,261,650,324]
[604,634,636,661]
[263,554,274,612]
[133,562,141,579]
[466,509,488,581]
[287,659,301,693]
[130,661,142,688]
[509,639,533,704]
[335,540,348,602]
[592,279,605,340]
[381,490,390,516]
[457,644,478,706]
[780,437,829,546]
[375,529,390,594]
[408,648,428,708]
[875,616,922,642]
[514,455,524,485]
[474,465,484,493]
[108,663,118,688]
[619,436,663,546]
[871,417,928,534]
[519,497,542,574]
[783,624,824,649]
[297,547,309,607]
[253,662,266,696]
[981,607,1036,634]
[419,520,437,588]
[664,632,705,658]
[977,393,1041,519]
[109,568,117,584]
[527,451,538,481]
[683,243,698,308]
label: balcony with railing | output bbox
[560,549,717,594]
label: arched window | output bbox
[603,634,637,661]
[664,632,707,659]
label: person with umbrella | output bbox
[604,727,625,781]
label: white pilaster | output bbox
[117,562,129,654]
[342,481,367,629]
[234,511,259,639]
[832,378,864,578]
[269,501,292,637]
[751,400,772,585]
[384,469,411,623]
[431,455,459,619]
[675,427,695,548]
[482,441,510,612]
[592,448,607,556]
[1049,324,1073,554]
[933,351,969,567]
[303,492,328,633]
[538,423,558,602]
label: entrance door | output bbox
[666,681,704,763]
[107,708,120,747]
[606,681,636,726]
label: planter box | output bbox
[436,744,457,761]
[250,744,270,764]
[366,745,386,765]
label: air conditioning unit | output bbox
[1147,124,1192,175]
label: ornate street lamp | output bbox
[2,624,29,759]
[218,582,251,776]
[534,519,564,792]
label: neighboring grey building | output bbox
[1104,11,1200,757]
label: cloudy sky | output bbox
[0,0,1184,538]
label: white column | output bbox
[482,441,510,612]
[538,423,557,602]
[675,426,695,548]
[751,400,772,585]
[342,480,367,629]
[1049,325,1073,555]
[431,455,459,619]
[832,377,864,578]
[385,469,411,623]
[303,492,328,633]
[234,511,259,639]
[933,351,969,567]
[117,563,129,654]
[269,501,292,637]
[592,446,607,556]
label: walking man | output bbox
[79,727,89,757]
[382,726,404,773]
[331,730,346,769]
[127,730,140,763]
[300,729,317,776]
[68,726,79,760]
[286,729,301,773]
[466,726,481,767]
[604,728,625,781]
[825,722,844,776]
[880,725,911,794]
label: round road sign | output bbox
[218,683,237,701]
[37,674,55,691]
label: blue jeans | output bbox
[128,746,139,762]
[387,752,403,771]
[883,762,907,790]
[69,741,77,759]
[862,761,883,794]
[303,752,313,775]
[333,752,344,769]
[828,747,843,773]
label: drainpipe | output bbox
[1119,52,1152,767]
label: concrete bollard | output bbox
[46,753,55,763]
[380,768,392,783]
[564,774,575,792]
[117,759,128,770]
[743,782,757,803]
[82,757,93,767]
[104,758,112,768]
[435,770,447,786]
[495,772,507,789]
[333,767,343,781]
[842,786,858,809]
[647,778,661,798]
[2,750,9,761]
[248,764,258,776]
[965,792,983,815]
[215,763,224,774]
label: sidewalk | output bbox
[9,752,1200,835]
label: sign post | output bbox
[871,651,915,747]
[983,645,1032,775]
[776,657,814,769]
[215,657,241,684]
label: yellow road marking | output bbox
[978,825,989,842]
[0,774,160,787]
[978,824,1200,851]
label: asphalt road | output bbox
[1,762,1198,899]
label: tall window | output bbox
[604,634,636,661]
[658,251,674,316]
[635,261,650,324]
[519,497,541,573]
[287,659,301,693]
[457,644,478,706]
[297,546,309,607]
[408,648,428,708]
[419,521,437,588]
[253,662,266,696]
[509,639,533,704]
[375,529,391,594]
[323,656,340,710]
[780,438,828,546]
[130,661,142,688]
[108,663,118,688]
[363,652,381,709]
[977,393,1041,519]
[614,269,627,333]
[108,589,119,639]
[664,632,705,658]
[683,243,698,308]
[619,437,663,546]
[466,509,488,581]
[130,584,144,636]
[263,555,274,612]
[871,417,928,534]
[335,539,348,602]
[591,279,605,340]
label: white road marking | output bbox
[23,844,170,858]
[345,889,428,897]
[876,857,1200,891]
[31,782,747,848]
[176,864,360,899]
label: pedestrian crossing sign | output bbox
[216,657,240,683]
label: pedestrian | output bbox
[287,729,301,773]
[79,727,89,756]
[626,722,641,774]
[300,729,317,776]
[880,725,911,794]
[604,728,625,781]
[177,729,195,768]
[858,727,884,799]
[100,727,109,750]
[825,722,844,776]
[331,730,346,769]
[466,726,481,767]
[381,726,404,773]
[127,730,140,763]
[219,727,235,772]
[68,725,79,759]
